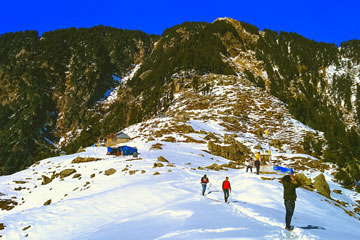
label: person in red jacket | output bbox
[222,177,231,203]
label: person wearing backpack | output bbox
[200,174,209,196]
[282,174,302,231]
[222,176,231,203]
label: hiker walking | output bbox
[246,158,254,173]
[200,174,209,196]
[282,174,302,231]
[222,177,231,203]
[254,152,261,175]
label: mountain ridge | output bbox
[1,74,360,238]
[0,18,359,191]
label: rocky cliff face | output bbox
[0,27,158,174]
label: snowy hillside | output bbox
[1,74,360,239]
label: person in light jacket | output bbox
[246,159,254,173]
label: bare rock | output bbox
[72,157,102,164]
[314,173,331,198]
[72,173,81,179]
[59,169,76,178]
[153,163,164,168]
[41,175,52,185]
[105,168,117,176]
[0,199,18,211]
[23,225,31,231]
[295,173,312,186]
[157,156,169,163]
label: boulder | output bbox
[72,173,81,179]
[154,131,163,138]
[59,169,76,178]
[208,138,250,162]
[0,223,5,230]
[43,199,52,206]
[23,225,31,231]
[314,173,331,198]
[71,157,102,164]
[104,168,116,176]
[295,173,312,186]
[153,162,164,168]
[157,156,169,163]
[153,172,160,175]
[0,199,18,211]
[41,175,52,185]
[206,163,225,171]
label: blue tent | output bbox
[107,146,137,156]
[119,146,137,155]
[273,166,294,174]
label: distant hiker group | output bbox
[200,175,232,203]
[246,151,261,175]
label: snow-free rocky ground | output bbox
[1,74,360,239]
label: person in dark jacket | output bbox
[282,174,302,231]
[222,177,231,203]
[254,153,261,175]
[200,174,209,196]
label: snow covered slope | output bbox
[1,145,360,240]
[1,74,360,240]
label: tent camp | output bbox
[273,166,294,174]
[107,146,138,156]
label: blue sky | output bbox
[1,0,359,45]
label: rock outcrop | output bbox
[41,175,52,185]
[208,137,250,162]
[60,169,76,178]
[157,156,169,163]
[314,173,331,198]
[104,168,116,176]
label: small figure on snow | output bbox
[201,174,209,196]
[254,152,261,175]
[246,158,254,173]
[222,176,232,203]
[282,174,302,231]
